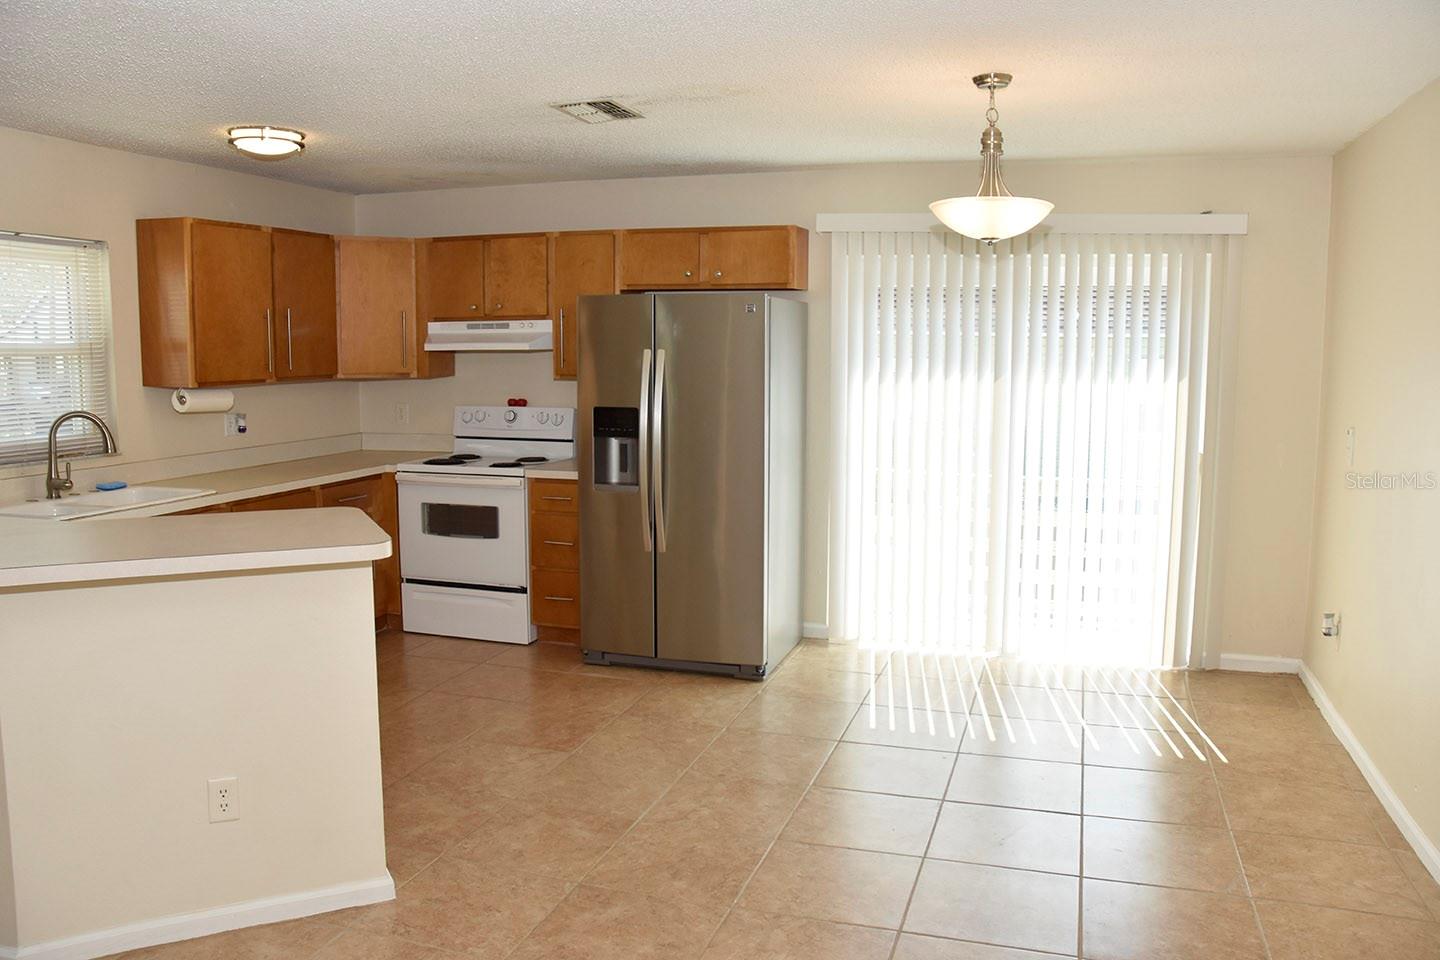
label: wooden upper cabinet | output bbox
[619,230,703,289]
[484,235,548,317]
[191,221,274,385]
[425,237,486,318]
[271,228,337,380]
[336,236,417,379]
[702,227,805,288]
[619,226,807,291]
[138,218,276,388]
[550,232,617,380]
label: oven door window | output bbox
[422,502,499,539]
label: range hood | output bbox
[424,319,553,352]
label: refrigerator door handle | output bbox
[652,348,668,553]
[638,347,654,552]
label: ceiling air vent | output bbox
[552,99,644,124]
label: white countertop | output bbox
[0,447,577,589]
[0,508,391,589]
[525,458,578,480]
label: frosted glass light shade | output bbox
[929,195,1054,243]
[227,126,305,158]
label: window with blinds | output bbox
[0,232,114,467]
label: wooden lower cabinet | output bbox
[528,478,580,637]
[318,475,401,619]
[172,474,401,619]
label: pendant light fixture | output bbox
[930,72,1053,244]
[226,125,306,159]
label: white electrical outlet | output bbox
[394,403,410,426]
[224,412,248,437]
[208,777,239,822]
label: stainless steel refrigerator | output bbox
[577,292,804,677]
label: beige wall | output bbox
[354,155,1334,654]
[0,127,363,503]
[1304,78,1440,846]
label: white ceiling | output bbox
[2,0,1437,195]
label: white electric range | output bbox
[395,405,575,644]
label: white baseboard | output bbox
[1218,653,1301,673]
[802,621,829,639]
[0,873,395,960]
[1299,662,1440,887]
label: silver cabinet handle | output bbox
[400,309,408,369]
[652,347,667,553]
[285,307,294,371]
[713,271,723,278]
[638,347,653,552]
[543,595,575,602]
[469,304,478,310]
[682,270,692,278]
[542,539,575,547]
[558,307,566,371]
[265,308,274,374]
[494,302,503,310]
[540,495,573,502]
[336,494,368,504]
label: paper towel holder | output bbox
[171,388,235,414]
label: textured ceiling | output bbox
[2,0,1437,194]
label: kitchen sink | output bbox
[0,486,215,520]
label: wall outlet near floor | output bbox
[393,402,410,426]
[208,777,239,822]
[1322,611,1341,648]
[224,412,247,437]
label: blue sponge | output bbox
[95,481,128,491]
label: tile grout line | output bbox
[1197,681,1276,960]
[691,674,866,956]
[883,662,981,960]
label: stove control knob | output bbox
[537,411,549,424]
[504,409,518,424]
[460,410,474,423]
[474,409,487,423]
[553,412,566,427]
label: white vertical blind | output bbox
[829,230,1232,668]
[0,233,114,466]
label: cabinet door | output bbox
[701,227,799,288]
[484,235,548,317]
[425,238,486,319]
[619,230,702,289]
[337,236,416,378]
[191,220,273,385]
[271,229,337,380]
[551,232,616,380]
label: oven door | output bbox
[397,473,528,588]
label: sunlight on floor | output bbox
[853,651,1227,763]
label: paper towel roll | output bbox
[171,388,234,414]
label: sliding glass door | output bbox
[829,230,1230,668]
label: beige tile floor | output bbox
[112,634,1440,960]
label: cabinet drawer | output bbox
[319,476,380,514]
[530,569,580,628]
[529,512,579,570]
[528,479,578,514]
[229,487,320,511]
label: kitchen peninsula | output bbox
[0,508,395,956]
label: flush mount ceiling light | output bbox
[930,72,1053,244]
[226,125,305,159]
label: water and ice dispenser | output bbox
[592,407,640,488]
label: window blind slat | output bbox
[0,234,114,466]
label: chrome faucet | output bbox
[46,410,118,499]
